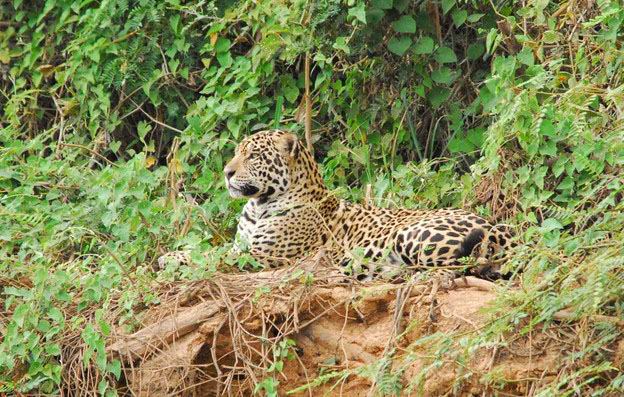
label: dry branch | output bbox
[304,53,313,155]
[107,300,224,360]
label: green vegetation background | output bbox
[1,0,623,395]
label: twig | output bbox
[552,310,624,326]
[58,143,116,167]
[304,53,313,155]
[130,98,185,134]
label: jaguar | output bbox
[158,130,516,280]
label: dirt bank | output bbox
[93,254,580,397]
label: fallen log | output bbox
[108,300,224,360]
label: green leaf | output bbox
[467,13,485,23]
[45,343,61,356]
[552,157,567,177]
[352,145,370,165]
[431,67,455,84]
[393,0,409,12]
[467,42,484,60]
[333,37,351,54]
[434,46,457,63]
[413,36,434,54]
[348,3,367,24]
[98,379,108,395]
[448,135,475,153]
[415,84,425,97]
[517,47,534,66]
[441,0,455,14]
[168,58,179,74]
[387,36,412,56]
[486,28,500,54]
[137,121,151,143]
[429,87,450,108]
[214,37,230,54]
[542,30,561,44]
[557,176,574,191]
[367,8,385,24]
[539,119,556,136]
[391,15,416,34]
[467,127,485,147]
[108,360,122,380]
[534,166,548,190]
[541,218,563,232]
[539,140,557,156]
[109,141,121,154]
[216,52,232,67]
[371,0,393,9]
[451,9,467,27]
[13,303,29,327]
[48,307,64,323]
[34,267,47,285]
[283,84,299,104]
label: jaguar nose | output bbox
[224,168,235,180]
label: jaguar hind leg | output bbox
[472,224,518,279]
[391,218,517,280]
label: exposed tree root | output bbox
[95,252,584,396]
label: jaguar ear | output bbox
[278,132,300,159]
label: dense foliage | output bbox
[1,0,623,395]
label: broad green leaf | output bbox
[557,176,574,191]
[137,121,151,142]
[352,145,370,165]
[448,135,475,153]
[517,47,534,66]
[467,42,484,60]
[441,0,455,14]
[393,0,409,12]
[541,218,563,232]
[109,141,121,154]
[348,3,367,24]
[48,307,63,323]
[13,304,29,327]
[413,36,434,54]
[543,30,561,44]
[392,15,416,33]
[431,67,455,84]
[283,84,299,103]
[451,9,467,27]
[367,8,385,24]
[434,46,457,63]
[333,37,351,54]
[539,119,556,136]
[415,84,425,97]
[467,13,485,23]
[216,52,232,67]
[214,37,230,53]
[108,360,122,380]
[539,140,557,157]
[429,87,450,108]
[387,36,412,56]
[552,157,568,177]
[467,127,485,147]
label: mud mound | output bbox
[279,288,559,396]
[96,255,569,396]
